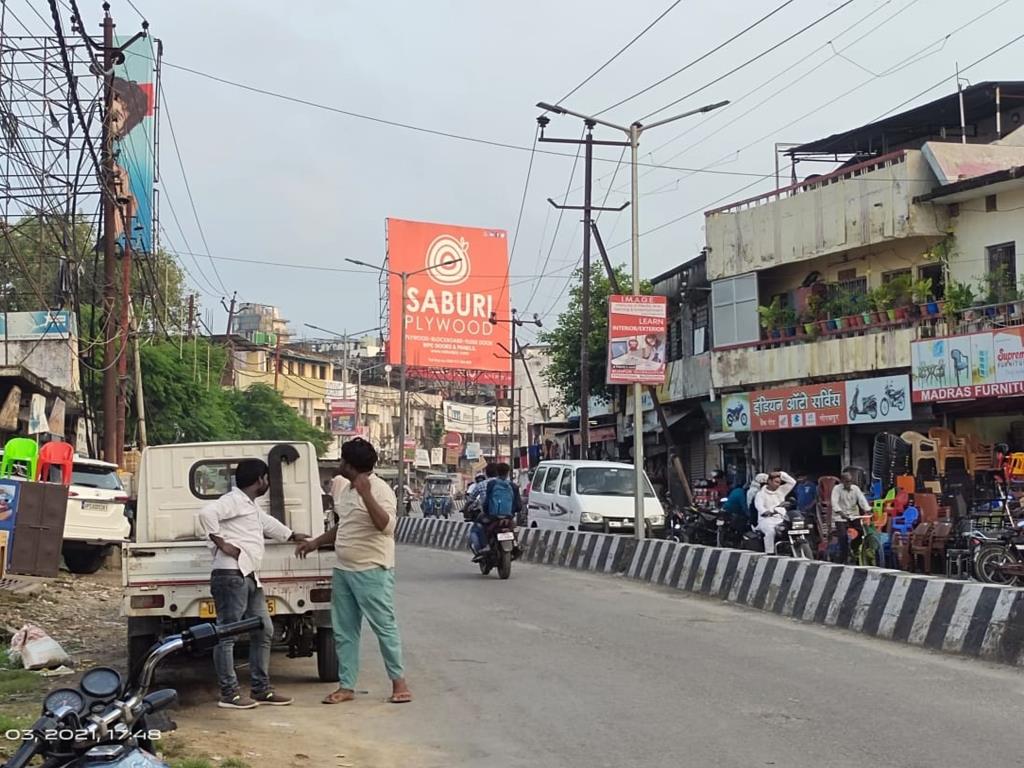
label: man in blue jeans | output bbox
[198,458,308,709]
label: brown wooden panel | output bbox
[9,481,68,577]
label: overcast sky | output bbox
[18,0,1024,343]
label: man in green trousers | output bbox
[296,438,412,704]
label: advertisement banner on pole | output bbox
[722,374,912,431]
[911,329,1024,401]
[442,401,510,435]
[328,399,357,435]
[403,439,417,464]
[414,449,431,468]
[386,219,511,383]
[465,442,482,461]
[430,447,443,466]
[113,37,155,255]
[606,295,668,385]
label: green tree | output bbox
[226,383,331,455]
[538,265,652,410]
[136,339,241,445]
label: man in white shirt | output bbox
[754,470,796,554]
[296,438,412,705]
[197,458,308,709]
[830,472,871,563]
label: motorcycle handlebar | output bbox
[2,738,42,768]
[183,617,263,654]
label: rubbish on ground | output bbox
[9,623,71,670]
[38,664,75,676]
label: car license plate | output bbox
[199,599,275,619]
[608,520,622,528]
[82,501,108,511]
[496,532,515,541]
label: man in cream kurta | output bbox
[297,438,411,704]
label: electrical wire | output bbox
[596,0,800,117]
[637,0,858,122]
[557,0,685,104]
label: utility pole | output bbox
[100,7,117,464]
[539,118,628,458]
[537,98,728,538]
[130,301,147,450]
[489,309,541,468]
[116,236,132,465]
[220,291,237,387]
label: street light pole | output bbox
[346,258,461,515]
[536,98,729,540]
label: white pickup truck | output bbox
[122,440,337,681]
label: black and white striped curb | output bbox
[395,517,1024,666]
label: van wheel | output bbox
[64,544,109,574]
[530,521,538,529]
[568,526,576,531]
[316,627,338,683]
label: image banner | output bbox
[606,295,668,385]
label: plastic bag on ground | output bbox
[9,623,71,670]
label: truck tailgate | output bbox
[124,541,333,588]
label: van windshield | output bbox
[575,467,655,497]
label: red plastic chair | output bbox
[38,440,74,485]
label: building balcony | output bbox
[662,354,712,402]
[704,150,947,280]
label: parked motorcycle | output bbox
[1,617,261,768]
[848,386,878,421]
[763,502,814,559]
[476,517,520,579]
[725,403,748,428]
[667,504,719,545]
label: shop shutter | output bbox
[686,431,707,484]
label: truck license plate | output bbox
[199,599,275,619]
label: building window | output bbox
[691,302,709,354]
[882,269,912,285]
[918,263,945,299]
[320,365,327,380]
[986,194,998,212]
[837,268,858,282]
[711,273,759,348]
[986,242,1017,301]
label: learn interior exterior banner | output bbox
[386,218,511,384]
[911,328,1024,401]
[606,295,668,385]
[113,36,155,255]
[328,399,357,435]
[722,374,912,431]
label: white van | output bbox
[526,460,665,534]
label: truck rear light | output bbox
[310,588,331,603]
[130,595,165,609]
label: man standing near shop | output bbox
[830,472,871,563]
[197,458,308,709]
[296,437,412,705]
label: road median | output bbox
[396,517,1024,666]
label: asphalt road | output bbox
[176,546,1024,768]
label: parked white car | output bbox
[60,457,131,574]
[526,460,665,534]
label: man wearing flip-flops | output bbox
[295,438,412,705]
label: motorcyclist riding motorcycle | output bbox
[469,462,521,561]
[754,470,796,554]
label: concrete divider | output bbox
[396,517,1024,667]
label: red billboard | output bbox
[386,219,511,383]
[606,295,668,385]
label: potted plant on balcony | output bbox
[805,293,829,335]
[868,286,888,324]
[913,277,936,317]
[981,264,1018,317]
[886,274,914,321]
[943,279,975,324]
[758,297,788,340]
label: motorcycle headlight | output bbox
[581,511,603,524]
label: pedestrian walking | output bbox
[197,458,308,709]
[296,438,412,704]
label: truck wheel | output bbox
[316,627,339,683]
[64,544,109,574]
[127,628,158,677]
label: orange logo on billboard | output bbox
[425,234,470,285]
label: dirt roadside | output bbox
[1,570,454,768]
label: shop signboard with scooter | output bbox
[721,374,912,431]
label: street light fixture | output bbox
[536,97,729,540]
[487,308,542,467]
[345,256,462,513]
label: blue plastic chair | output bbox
[891,505,919,536]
